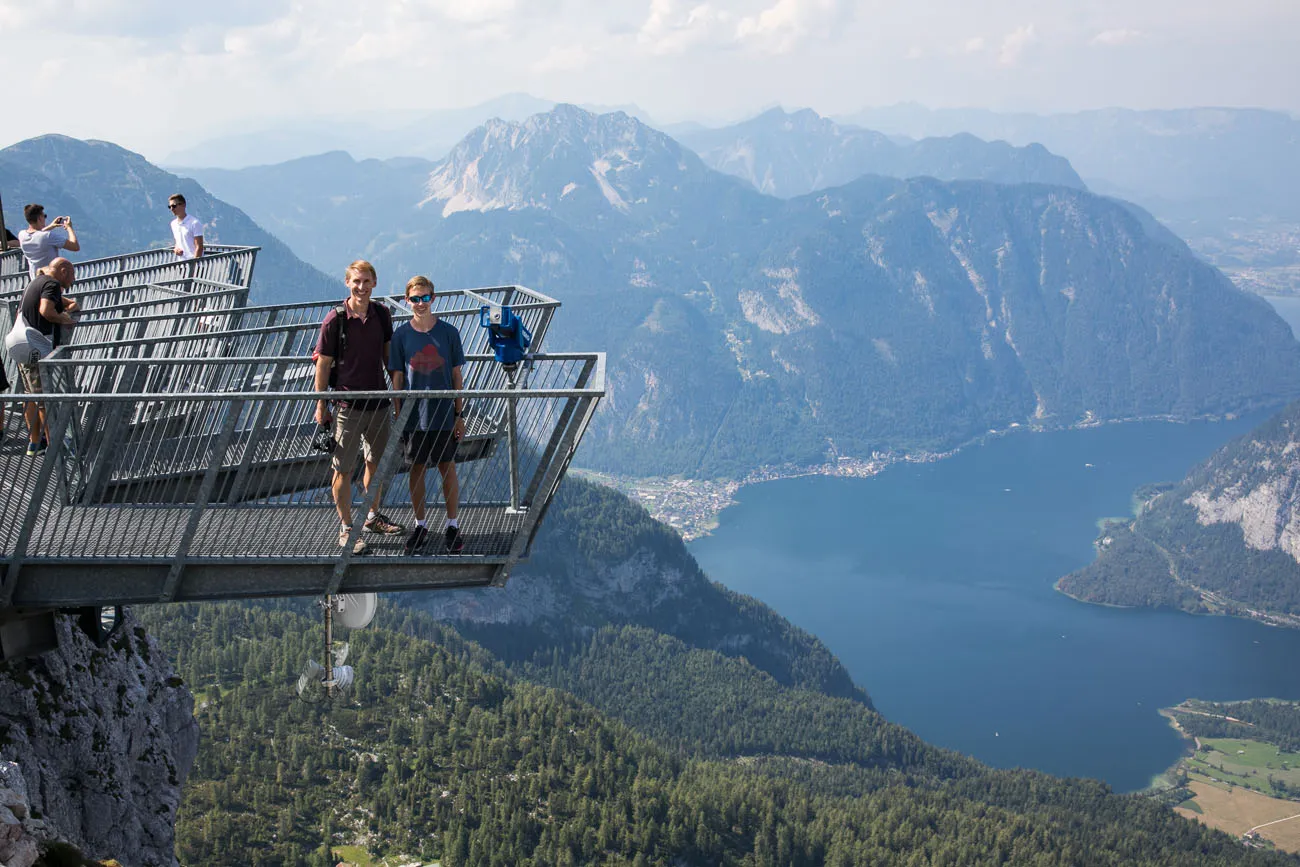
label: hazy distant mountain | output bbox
[0,135,336,302]
[1061,400,1300,620]
[164,93,659,168]
[186,105,1300,476]
[678,107,1085,198]
[841,104,1300,225]
[188,151,438,280]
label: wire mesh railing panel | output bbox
[0,246,600,605]
[0,249,25,278]
[0,246,258,299]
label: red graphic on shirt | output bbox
[409,343,445,375]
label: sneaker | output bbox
[338,526,368,555]
[444,525,465,554]
[364,511,403,534]
[26,438,47,457]
[403,526,430,555]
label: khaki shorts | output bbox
[18,362,42,395]
[331,404,391,475]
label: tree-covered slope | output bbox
[404,477,866,703]
[1061,400,1300,619]
[140,602,1297,867]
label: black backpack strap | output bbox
[325,303,347,389]
[332,303,348,364]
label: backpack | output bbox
[318,301,392,388]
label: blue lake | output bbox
[689,416,1300,792]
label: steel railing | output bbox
[50,286,559,377]
[0,244,601,608]
[0,352,604,605]
[0,278,251,390]
[0,245,258,299]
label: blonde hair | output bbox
[405,275,435,297]
[345,259,377,282]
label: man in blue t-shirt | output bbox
[389,275,467,554]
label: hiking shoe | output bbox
[364,512,403,534]
[338,526,369,555]
[444,525,465,553]
[404,526,430,555]
[26,438,47,457]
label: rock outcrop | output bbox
[0,610,198,867]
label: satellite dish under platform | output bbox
[332,593,377,629]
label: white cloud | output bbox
[735,0,845,54]
[1092,28,1141,46]
[1,0,1298,159]
[533,44,593,73]
[2,0,292,39]
[998,23,1036,67]
[638,0,731,54]
[398,0,519,26]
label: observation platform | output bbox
[0,246,604,620]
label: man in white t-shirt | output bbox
[168,194,204,259]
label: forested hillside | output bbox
[1172,700,1300,753]
[140,602,1297,866]
[1061,400,1300,619]
[407,478,866,702]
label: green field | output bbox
[1184,738,1300,798]
[332,845,438,867]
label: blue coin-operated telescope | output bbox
[480,304,532,373]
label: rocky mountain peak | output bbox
[422,104,709,219]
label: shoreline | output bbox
[575,409,1260,543]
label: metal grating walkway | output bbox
[0,247,604,611]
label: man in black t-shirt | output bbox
[17,257,78,455]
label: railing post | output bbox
[1,399,75,606]
[328,397,415,595]
[507,386,521,513]
[521,358,594,507]
[159,396,246,602]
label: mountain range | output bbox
[841,104,1300,226]
[1060,399,1300,621]
[5,105,1297,479]
[162,93,658,169]
[0,136,337,302]
[187,105,1300,476]
[677,107,1085,198]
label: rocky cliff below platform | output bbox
[0,611,197,867]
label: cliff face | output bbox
[1060,401,1300,620]
[0,611,198,867]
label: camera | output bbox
[310,423,336,454]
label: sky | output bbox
[0,0,1296,160]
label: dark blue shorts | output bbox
[403,429,457,467]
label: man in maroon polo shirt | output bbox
[314,259,404,554]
